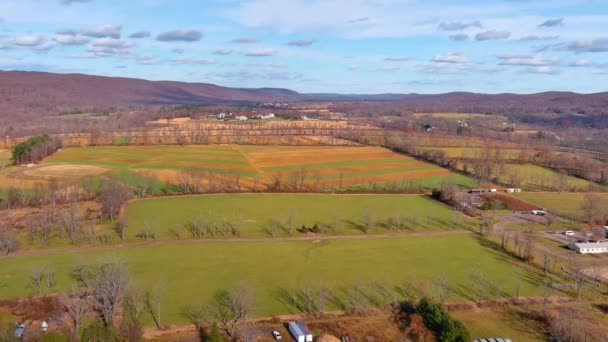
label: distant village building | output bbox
[569,241,608,254]
[254,113,275,119]
[235,115,248,121]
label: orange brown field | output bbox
[0,145,476,192]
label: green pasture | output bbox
[453,308,546,341]
[123,194,474,240]
[0,149,11,166]
[498,164,596,191]
[513,192,608,219]
[417,147,524,160]
[260,157,420,172]
[0,234,549,325]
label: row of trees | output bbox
[10,134,62,165]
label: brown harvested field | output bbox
[22,164,110,179]
[236,145,476,190]
[243,146,405,167]
[491,194,540,211]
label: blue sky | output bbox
[0,0,607,94]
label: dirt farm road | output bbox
[4,230,473,258]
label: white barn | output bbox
[569,241,608,254]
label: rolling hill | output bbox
[0,70,606,118]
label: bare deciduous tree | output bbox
[180,303,206,332]
[76,260,129,326]
[59,288,91,338]
[431,275,450,303]
[469,269,490,304]
[580,194,607,225]
[208,284,253,339]
[569,262,586,300]
[114,217,129,244]
[0,231,19,256]
[62,201,82,245]
[144,281,166,329]
[99,178,132,222]
[361,208,374,233]
[28,269,44,295]
[137,219,158,240]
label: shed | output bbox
[288,321,313,342]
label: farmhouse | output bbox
[569,241,608,254]
[288,321,313,342]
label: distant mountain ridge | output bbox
[0,70,606,117]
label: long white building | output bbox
[569,241,608,254]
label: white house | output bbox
[287,321,313,342]
[569,241,608,254]
[235,115,248,121]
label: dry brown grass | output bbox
[22,164,110,179]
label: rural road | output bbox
[5,230,473,258]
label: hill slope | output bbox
[0,70,606,117]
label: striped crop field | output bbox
[27,145,477,191]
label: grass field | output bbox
[123,194,473,240]
[513,192,608,219]
[452,308,546,341]
[0,149,10,166]
[12,145,477,192]
[0,234,548,325]
[498,164,596,191]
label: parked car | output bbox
[272,330,282,340]
[564,231,575,236]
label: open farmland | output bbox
[123,194,474,240]
[496,164,596,191]
[513,192,608,219]
[16,145,477,191]
[238,145,476,190]
[0,234,548,325]
[412,112,507,120]
[46,145,258,176]
[0,149,10,166]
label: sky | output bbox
[0,0,607,94]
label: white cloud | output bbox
[497,54,560,66]
[527,66,559,74]
[245,48,277,57]
[14,35,45,46]
[567,38,608,53]
[475,30,511,41]
[91,38,134,49]
[156,29,203,42]
[83,25,122,39]
[171,57,216,65]
[213,49,233,55]
[53,34,89,45]
[432,53,470,63]
[384,56,409,62]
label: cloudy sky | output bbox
[0,0,607,93]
